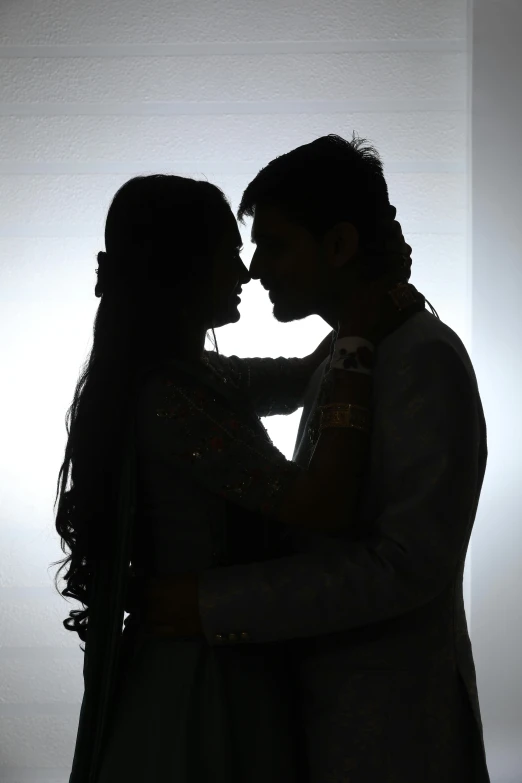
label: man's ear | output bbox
[324,222,359,268]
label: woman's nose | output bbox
[247,252,261,280]
[240,261,252,284]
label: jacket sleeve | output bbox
[197,339,485,645]
[141,371,305,520]
[207,352,315,417]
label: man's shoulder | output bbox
[376,310,484,408]
[379,309,473,369]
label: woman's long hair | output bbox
[49,174,233,650]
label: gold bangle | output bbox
[318,403,372,434]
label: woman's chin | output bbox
[211,305,241,329]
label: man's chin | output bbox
[272,301,309,324]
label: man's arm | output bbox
[193,338,485,645]
[211,331,334,417]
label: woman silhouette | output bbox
[52,174,423,782]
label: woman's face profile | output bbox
[208,211,251,329]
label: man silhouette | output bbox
[194,133,491,782]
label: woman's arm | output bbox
[209,331,335,417]
[147,360,364,539]
[276,369,371,534]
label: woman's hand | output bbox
[338,275,425,345]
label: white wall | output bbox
[468,1,522,780]
[0,2,497,781]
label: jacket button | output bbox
[240,631,250,642]
[214,634,225,643]
[228,632,238,643]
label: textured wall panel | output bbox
[0,652,82,703]
[0,112,466,166]
[0,172,467,229]
[0,0,467,45]
[0,52,467,104]
[0,715,77,768]
[0,591,96,648]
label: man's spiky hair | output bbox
[237,132,393,243]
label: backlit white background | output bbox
[0,1,520,780]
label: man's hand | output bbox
[338,277,425,345]
[125,572,203,638]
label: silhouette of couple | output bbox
[59,134,490,782]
